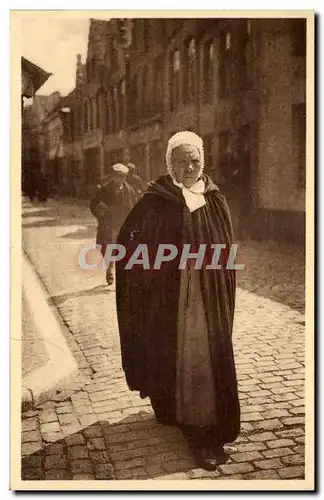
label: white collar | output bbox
[172,178,206,212]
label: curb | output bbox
[22,253,79,411]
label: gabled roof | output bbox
[22,57,52,97]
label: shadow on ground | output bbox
[235,241,305,314]
[21,411,206,481]
[48,285,114,307]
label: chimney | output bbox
[76,53,84,87]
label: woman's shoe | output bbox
[211,445,229,465]
[193,447,218,471]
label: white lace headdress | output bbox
[165,131,206,212]
[165,131,205,178]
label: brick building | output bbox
[59,17,307,244]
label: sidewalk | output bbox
[21,251,79,411]
[21,199,307,482]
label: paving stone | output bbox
[115,470,133,480]
[45,469,71,480]
[243,469,280,479]
[278,466,305,479]
[220,463,255,475]
[87,437,106,451]
[282,454,305,466]
[241,412,263,422]
[58,413,79,426]
[44,454,67,470]
[289,406,305,415]
[62,422,83,436]
[21,441,42,456]
[282,416,305,426]
[83,425,103,438]
[67,445,89,460]
[231,451,263,463]
[267,438,295,449]
[115,457,147,471]
[94,464,115,480]
[39,409,58,423]
[22,410,39,418]
[73,473,96,480]
[163,459,196,472]
[262,448,295,459]
[22,430,41,443]
[218,474,243,480]
[22,418,38,432]
[253,419,284,431]
[45,442,65,455]
[235,442,267,453]
[253,458,284,470]
[249,432,277,442]
[276,427,304,439]
[56,404,74,414]
[70,459,94,475]
[42,431,63,443]
[21,453,42,468]
[40,422,61,433]
[21,468,43,480]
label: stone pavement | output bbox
[21,199,306,482]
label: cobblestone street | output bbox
[21,199,306,482]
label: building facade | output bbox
[50,17,306,244]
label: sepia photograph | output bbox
[11,10,314,490]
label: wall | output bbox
[258,23,305,214]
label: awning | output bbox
[22,57,52,98]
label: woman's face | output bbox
[171,145,202,188]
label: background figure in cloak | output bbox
[90,163,136,285]
[116,131,240,471]
[126,163,147,198]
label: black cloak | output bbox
[115,174,240,444]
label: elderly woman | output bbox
[115,132,240,470]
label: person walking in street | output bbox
[126,163,147,198]
[90,163,137,286]
[115,131,240,471]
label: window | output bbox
[184,38,196,103]
[143,20,150,51]
[219,31,232,97]
[219,131,231,161]
[291,19,306,57]
[83,101,88,132]
[218,131,232,187]
[130,144,146,180]
[225,32,232,51]
[89,99,94,131]
[96,93,101,129]
[203,134,213,170]
[203,39,214,103]
[110,148,124,165]
[132,20,138,50]
[247,19,252,36]
[118,79,126,128]
[238,20,253,91]
[104,91,110,132]
[149,140,164,179]
[128,75,139,125]
[153,55,164,114]
[142,66,150,117]
[292,103,306,189]
[111,38,118,71]
[170,49,180,111]
[111,87,117,131]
